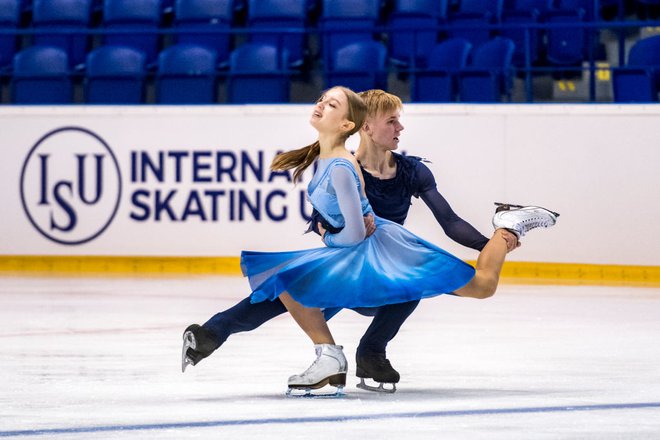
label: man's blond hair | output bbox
[358,89,403,119]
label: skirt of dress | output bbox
[241,217,476,309]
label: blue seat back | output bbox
[428,37,472,71]
[87,45,146,75]
[104,0,162,22]
[628,35,660,66]
[412,38,472,102]
[387,15,439,66]
[393,0,448,18]
[157,44,217,103]
[32,0,93,67]
[247,0,307,67]
[85,45,146,103]
[326,41,387,92]
[249,0,307,19]
[613,35,659,102]
[459,37,514,102]
[0,0,20,68]
[320,0,380,68]
[33,0,92,23]
[510,0,552,16]
[228,43,290,103]
[332,41,387,71]
[545,9,586,65]
[322,0,380,18]
[175,0,233,21]
[458,0,502,17]
[472,36,514,68]
[500,8,540,65]
[613,69,657,103]
[174,0,233,64]
[230,43,285,71]
[103,0,162,63]
[12,46,73,103]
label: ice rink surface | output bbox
[1,275,659,439]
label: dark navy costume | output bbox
[203,153,489,358]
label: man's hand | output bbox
[318,222,327,241]
[364,214,376,238]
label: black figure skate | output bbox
[355,353,399,393]
[492,202,560,239]
[181,324,219,372]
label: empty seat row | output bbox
[3,38,516,104]
[4,43,291,104]
[0,0,653,72]
[3,36,659,104]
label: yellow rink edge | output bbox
[1,256,659,287]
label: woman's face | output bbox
[310,88,350,134]
[364,109,404,151]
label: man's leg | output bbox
[355,300,420,383]
[182,297,287,370]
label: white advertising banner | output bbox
[2,105,660,265]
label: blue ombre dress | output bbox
[241,158,475,308]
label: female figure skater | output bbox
[184,86,558,393]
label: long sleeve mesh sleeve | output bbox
[323,166,366,248]
[416,165,489,251]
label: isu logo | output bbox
[20,127,122,245]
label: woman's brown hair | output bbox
[271,86,367,182]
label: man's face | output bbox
[364,110,404,151]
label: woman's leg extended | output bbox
[279,292,335,345]
[455,229,517,299]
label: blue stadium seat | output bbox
[556,0,601,20]
[173,0,233,67]
[0,0,20,69]
[85,46,146,103]
[156,44,218,104]
[458,37,514,102]
[32,0,93,68]
[499,8,541,67]
[247,0,307,68]
[325,40,387,92]
[11,46,73,103]
[386,0,446,67]
[635,0,660,20]
[102,0,162,64]
[612,35,660,102]
[411,37,472,102]
[545,8,586,67]
[319,0,380,69]
[504,0,552,18]
[227,43,290,103]
[446,0,503,48]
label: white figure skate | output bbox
[492,203,559,238]
[287,344,347,397]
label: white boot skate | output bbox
[492,203,559,238]
[287,344,348,397]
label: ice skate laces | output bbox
[296,346,323,380]
[518,209,555,233]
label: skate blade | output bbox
[181,330,196,373]
[356,378,397,394]
[286,386,345,398]
[494,202,560,218]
